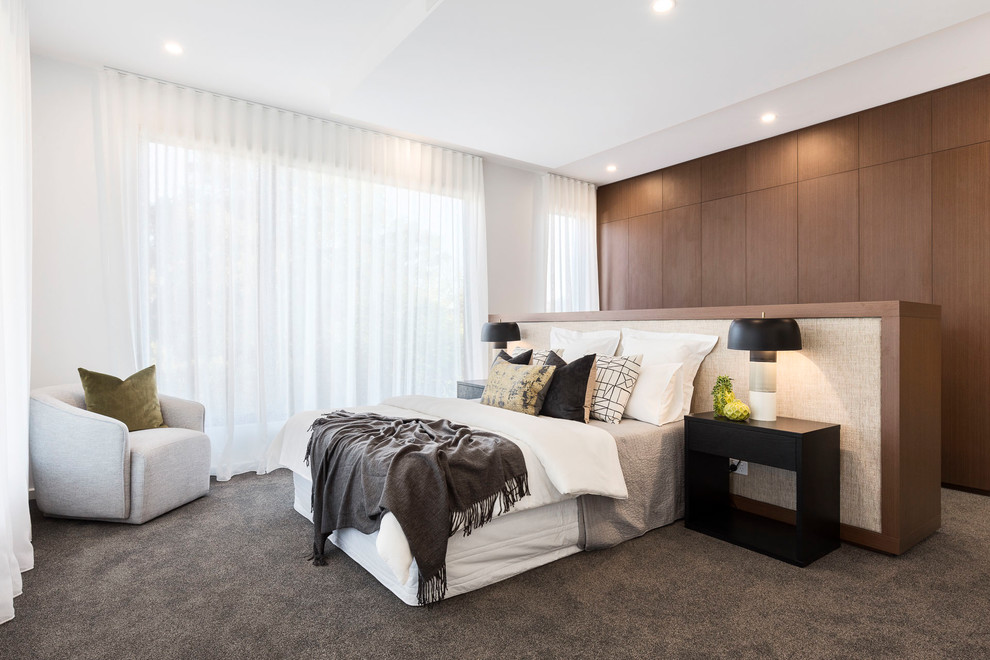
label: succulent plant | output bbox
[712,375,734,417]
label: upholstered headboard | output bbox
[496,301,940,555]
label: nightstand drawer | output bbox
[687,422,796,471]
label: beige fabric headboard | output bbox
[513,317,882,532]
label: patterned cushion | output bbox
[591,355,643,424]
[511,347,563,366]
[481,362,557,416]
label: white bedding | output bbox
[269,395,628,584]
[291,472,583,605]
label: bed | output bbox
[269,394,684,605]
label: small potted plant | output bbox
[711,375,751,421]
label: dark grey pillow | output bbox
[540,352,596,423]
[494,349,532,366]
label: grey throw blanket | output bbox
[304,411,529,605]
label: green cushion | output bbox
[78,365,166,432]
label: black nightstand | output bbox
[456,380,487,399]
[684,412,840,567]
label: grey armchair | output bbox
[29,385,211,524]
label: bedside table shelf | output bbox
[684,412,840,567]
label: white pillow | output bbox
[620,329,718,415]
[591,354,642,424]
[550,327,621,362]
[623,362,684,426]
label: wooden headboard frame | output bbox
[491,300,941,555]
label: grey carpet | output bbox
[1,470,989,660]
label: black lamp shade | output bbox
[728,318,802,352]
[480,322,520,348]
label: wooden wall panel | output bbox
[747,133,797,192]
[798,171,859,303]
[859,155,932,303]
[933,143,990,490]
[746,184,798,305]
[933,76,990,152]
[598,219,628,310]
[662,205,702,308]
[859,94,932,167]
[701,147,747,202]
[597,183,618,224]
[662,160,701,210]
[626,213,663,310]
[596,72,990,491]
[701,195,747,306]
[798,115,859,181]
[625,171,663,218]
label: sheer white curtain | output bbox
[0,0,34,625]
[99,70,489,481]
[541,174,599,312]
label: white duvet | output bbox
[269,395,628,583]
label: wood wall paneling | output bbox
[746,133,797,192]
[595,71,990,491]
[797,115,859,181]
[662,160,701,210]
[625,170,663,217]
[859,93,932,167]
[859,155,933,303]
[701,147,747,201]
[798,171,859,303]
[701,195,747,306]
[598,219,628,309]
[933,143,990,490]
[662,205,702,308]
[932,75,990,153]
[626,213,664,309]
[597,183,616,223]
[746,184,798,305]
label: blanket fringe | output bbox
[417,564,447,607]
[310,533,331,566]
[449,473,530,538]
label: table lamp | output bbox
[480,322,520,349]
[727,316,802,422]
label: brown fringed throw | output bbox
[304,411,530,605]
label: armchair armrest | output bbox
[29,390,131,520]
[159,394,206,432]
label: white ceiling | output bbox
[27,0,990,184]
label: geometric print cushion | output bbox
[591,354,643,424]
[511,347,564,366]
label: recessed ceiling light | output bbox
[652,0,676,13]
[164,41,183,56]
[761,112,777,124]
[606,164,618,173]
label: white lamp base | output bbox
[748,359,778,421]
[749,390,777,421]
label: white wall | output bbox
[28,55,547,388]
[30,55,112,388]
[482,161,544,317]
